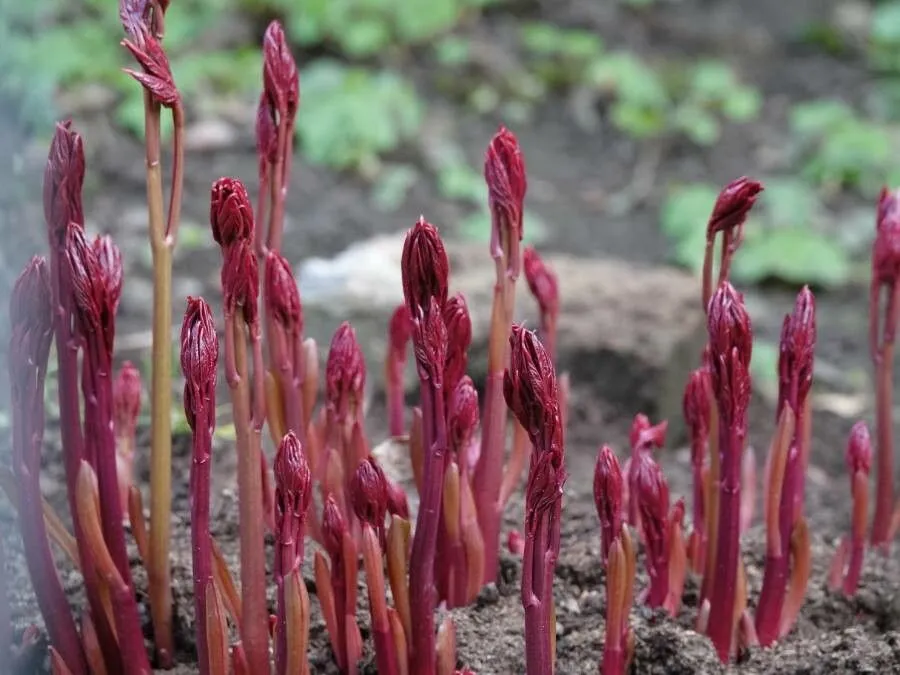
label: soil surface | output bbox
[2,0,900,673]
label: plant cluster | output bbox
[3,5,900,675]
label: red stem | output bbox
[706,424,742,662]
[387,355,406,438]
[474,371,504,583]
[844,472,868,594]
[11,394,87,674]
[190,408,214,675]
[522,501,560,675]
[409,382,448,675]
[872,329,896,547]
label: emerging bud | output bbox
[66,225,116,349]
[210,177,254,247]
[389,304,412,357]
[325,322,366,421]
[274,432,312,531]
[8,258,54,386]
[484,125,527,275]
[43,121,85,245]
[504,324,561,453]
[777,286,816,414]
[448,376,479,457]
[523,247,559,319]
[629,414,668,454]
[412,298,448,386]
[113,362,142,437]
[707,281,753,426]
[265,250,303,337]
[706,177,763,243]
[593,445,624,562]
[846,421,872,476]
[262,21,299,123]
[221,240,260,326]
[443,293,472,392]
[636,456,670,547]
[873,187,900,288]
[122,25,180,107]
[524,439,566,535]
[385,480,410,520]
[93,235,124,316]
[682,369,711,443]
[180,297,218,428]
[350,456,389,533]
[321,494,347,560]
[401,217,449,317]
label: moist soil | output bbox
[2,0,900,673]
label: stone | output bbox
[296,233,706,437]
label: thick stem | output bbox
[12,398,86,674]
[267,118,288,253]
[228,319,270,675]
[706,424,742,662]
[872,337,896,547]
[522,510,554,675]
[190,412,213,675]
[474,372,505,583]
[387,356,406,438]
[144,91,175,666]
[844,472,868,595]
[699,402,720,607]
[409,382,448,675]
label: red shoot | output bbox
[593,445,624,565]
[870,186,900,546]
[702,177,763,311]
[443,292,472,395]
[705,281,752,662]
[401,216,450,317]
[274,432,312,675]
[325,322,366,428]
[210,177,255,248]
[829,422,872,596]
[113,361,141,514]
[635,456,672,611]
[756,286,816,647]
[9,258,87,675]
[121,25,180,108]
[505,325,565,675]
[181,297,218,675]
[624,413,667,529]
[265,250,306,441]
[485,125,527,279]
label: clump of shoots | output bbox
[386,304,412,437]
[593,446,635,675]
[274,433,313,675]
[315,495,362,674]
[869,186,900,547]
[120,5,183,657]
[829,422,873,596]
[474,126,528,585]
[505,325,566,675]
[180,297,220,675]
[704,281,753,662]
[113,361,141,518]
[351,457,399,675]
[9,258,87,675]
[701,177,763,311]
[756,287,815,646]
[209,176,270,674]
[683,368,711,573]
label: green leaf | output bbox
[732,228,851,287]
[673,105,720,145]
[457,208,548,245]
[371,164,419,212]
[761,180,820,227]
[789,100,854,138]
[750,339,779,403]
[434,36,471,65]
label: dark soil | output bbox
[2,0,899,673]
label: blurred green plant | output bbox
[241,0,499,57]
[588,55,761,145]
[660,179,851,287]
[789,100,898,195]
[870,0,900,73]
[297,60,423,172]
